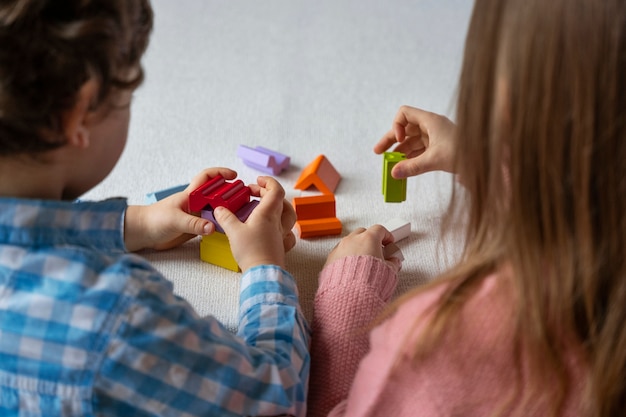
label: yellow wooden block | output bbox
[199,232,240,272]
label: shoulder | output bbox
[373,271,513,350]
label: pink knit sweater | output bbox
[308,255,586,417]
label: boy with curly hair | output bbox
[0,1,309,415]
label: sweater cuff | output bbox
[319,255,398,302]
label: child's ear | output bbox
[62,79,99,149]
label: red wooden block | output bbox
[189,175,251,212]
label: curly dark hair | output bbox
[0,0,153,155]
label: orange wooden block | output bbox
[296,218,342,238]
[292,194,336,221]
[294,154,341,194]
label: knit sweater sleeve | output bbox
[307,255,398,417]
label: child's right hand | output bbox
[213,176,296,273]
[374,105,457,179]
[325,225,402,272]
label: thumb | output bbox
[179,213,214,236]
[392,157,429,179]
[212,206,239,235]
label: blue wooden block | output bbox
[145,183,188,204]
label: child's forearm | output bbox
[308,255,397,416]
[237,265,311,416]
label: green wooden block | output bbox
[382,152,407,202]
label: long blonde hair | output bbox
[394,0,626,415]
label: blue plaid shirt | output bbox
[0,197,310,416]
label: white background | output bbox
[83,0,473,330]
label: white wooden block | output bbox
[381,218,411,242]
[383,242,404,261]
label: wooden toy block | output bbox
[383,242,405,261]
[211,180,250,212]
[299,190,324,197]
[189,175,227,211]
[201,199,260,233]
[199,232,240,272]
[237,145,290,175]
[294,154,341,194]
[284,188,302,203]
[292,194,336,221]
[145,183,188,204]
[381,218,411,242]
[188,175,251,212]
[382,152,407,202]
[295,218,342,238]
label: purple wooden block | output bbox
[201,199,260,233]
[237,145,290,175]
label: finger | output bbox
[380,228,396,246]
[403,123,425,137]
[393,122,407,144]
[373,130,398,154]
[376,105,433,155]
[391,135,427,154]
[393,105,432,133]
[281,199,297,231]
[390,156,432,179]
[256,176,285,196]
[253,176,285,213]
[212,206,239,235]
[283,231,296,253]
[186,167,238,192]
[180,213,214,236]
[161,187,192,210]
[348,227,367,236]
[248,183,262,198]
[368,224,394,245]
[386,257,403,273]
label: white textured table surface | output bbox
[82,0,472,331]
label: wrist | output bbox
[321,255,398,301]
[123,205,149,252]
[240,259,286,273]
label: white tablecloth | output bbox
[82,0,472,330]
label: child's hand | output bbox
[124,167,238,252]
[213,176,296,272]
[374,105,457,179]
[325,225,402,272]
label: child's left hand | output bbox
[324,225,402,273]
[124,167,238,252]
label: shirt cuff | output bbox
[239,265,300,318]
[319,255,398,302]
